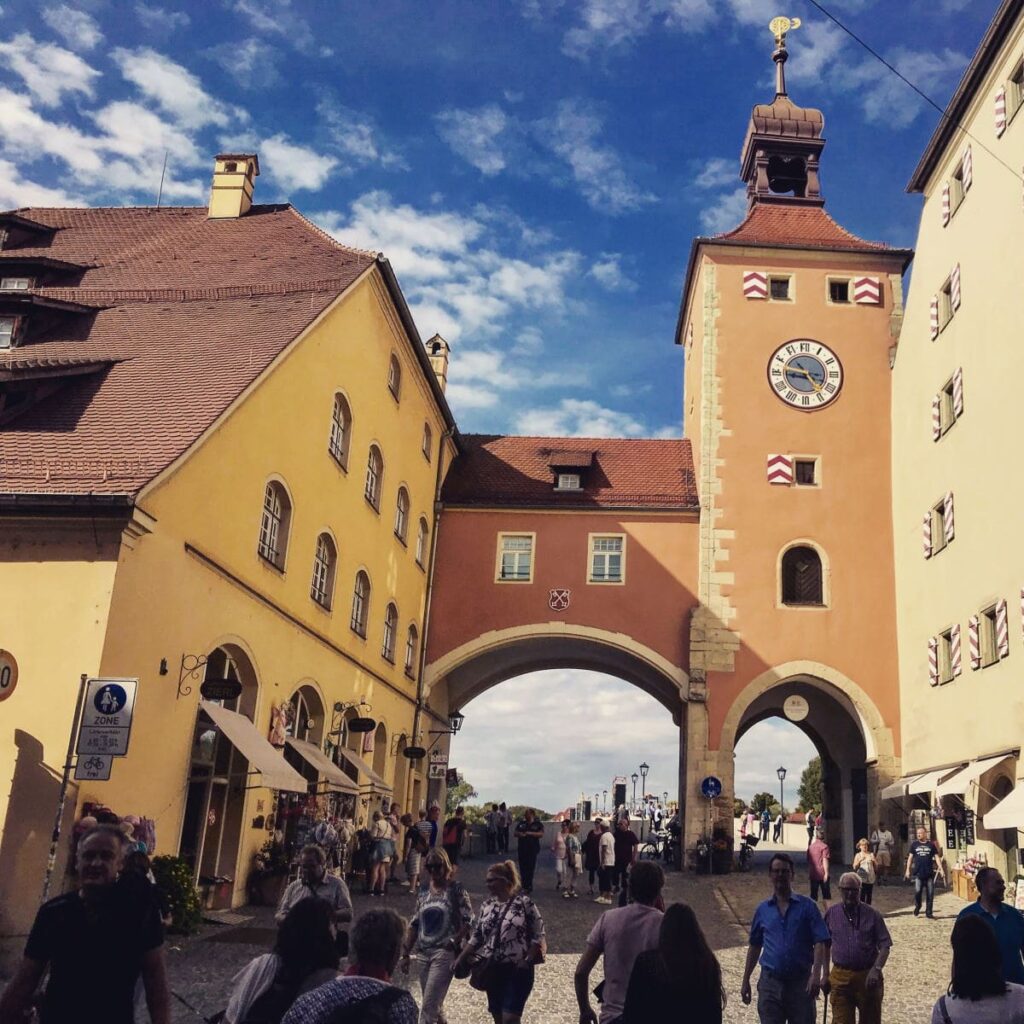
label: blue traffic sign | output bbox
[700,775,723,799]
[93,684,127,715]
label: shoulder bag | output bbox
[469,897,517,992]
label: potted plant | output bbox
[249,838,289,906]
[152,856,202,934]
[710,825,734,875]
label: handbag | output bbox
[469,897,516,992]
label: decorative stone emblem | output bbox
[548,588,571,611]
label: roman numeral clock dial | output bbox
[767,340,843,410]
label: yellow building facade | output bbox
[892,0,1024,880]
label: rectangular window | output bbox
[939,376,960,434]
[794,458,818,486]
[589,535,625,584]
[556,473,581,491]
[938,628,954,684]
[1010,59,1024,122]
[951,163,966,214]
[980,606,999,667]
[930,501,947,555]
[496,534,534,583]
[0,317,14,349]
[0,277,30,291]
[828,279,850,304]
[769,276,792,301]
[939,279,954,330]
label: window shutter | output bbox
[951,623,962,677]
[930,296,939,339]
[922,511,932,559]
[853,277,881,305]
[943,491,955,542]
[931,395,941,441]
[928,636,939,686]
[996,598,1010,658]
[950,264,962,311]
[969,615,981,669]
[996,86,1007,136]
[766,454,793,485]
[953,368,964,418]
[962,146,973,192]
[941,182,951,226]
[743,271,768,299]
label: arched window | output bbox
[415,517,428,567]
[404,624,418,676]
[258,480,291,569]
[394,487,410,542]
[364,445,383,510]
[382,602,398,662]
[387,354,402,399]
[781,545,824,606]
[350,570,371,636]
[329,393,351,469]
[285,684,325,745]
[421,423,433,462]
[310,532,337,609]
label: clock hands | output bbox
[785,364,824,393]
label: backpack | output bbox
[240,976,303,1024]
[410,827,429,855]
[326,986,407,1024]
[442,821,459,846]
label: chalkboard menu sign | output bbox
[945,817,958,850]
[964,809,976,846]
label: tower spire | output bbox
[769,15,801,96]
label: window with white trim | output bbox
[310,533,337,609]
[381,602,398,662]
[980,606,999,667]
[556,473,581,491]
[258,481,291,569]
[415,518,428,567]
[329,394,351,469]
[350,571,370,636]
[0,277,30,291]
[1010,58,1024,123]
[939,376,960,434]
[827,278,850,304]
[404,624,418,676]
[793,458,818,486]
[951,162,967,214]
[937,627,954,684]
[930,497,950,555]
[496,534,534,582]
[387,354,402,400]
[780,546,824,606]
[939,278,954,330]
[0,316,16,349]
[769,275,792,302]
[422,423,432,462]
[394,487,410,543]
[365,445,383,510]
[589,535,624,583]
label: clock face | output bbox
[767,340,843,410]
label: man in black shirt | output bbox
[904,825,946,919]
[0,824,169,1024]
[515,808,545,893]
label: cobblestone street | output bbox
[166,845,957,1023]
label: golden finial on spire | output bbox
[768,15,801,96]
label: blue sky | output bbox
[0,0,988,808]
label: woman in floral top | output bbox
[452,860,546,1024]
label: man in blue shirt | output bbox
[741,852,829,1024]
[957,867,1024,983]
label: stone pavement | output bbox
[163,843,959,1023]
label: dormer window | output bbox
[556,473,581,491]
[0,277,30,291]
[0,316,18,349]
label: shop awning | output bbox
[285,738,358,795]
[937,755,1013,797]
[199,700,307,792]
[333,744,393,793]
[880,774,925,800]
[983,785,1024,831]
[907,767,962,795]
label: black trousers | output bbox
[518,848,538,891]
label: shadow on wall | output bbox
[0,730,76,944]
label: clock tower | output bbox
[675,19,913,857]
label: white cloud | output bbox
[134,4,191,33]
[514,398,675,438]
[0,33,99,107]
[436,105,508,175]
[207,37,281,89]
[0,158,80,207]
[232,0,328,56]
[699,188,747,234]
[261,134,338,192]
[112,47,237,129]
[695,157,738,191]
[42,6,103,51]
[545,100,656,215]
[318,98,405,171]
[562,0,653,59]
[787,20,848,86]
[589,253,637,292]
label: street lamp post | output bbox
[603,789,608,814]
[631,773,639,815]
[639,762,650,838]
[594,792,599,819]
[777,766,787,830]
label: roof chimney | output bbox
[426,334,450,393]
[209,153,260,219]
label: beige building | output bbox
[892,0,1024,883]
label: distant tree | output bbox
[751,792,781,815]
[508,804,552,822]
[797,757,823,812]
[733,798,747,818]
[445,779,478,815]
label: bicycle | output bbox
[638,829,669,861]
[736,833,759,871]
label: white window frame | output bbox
[310,533,336,610]
[365,445,383,510]
[950,161,967,216]
[556,473,581,491]
[0,277,30,291]
[937,627,954,684]
[381,603,398,663]
[415,518,428,568]
[939,376,959,435]
[825,277,851,306]
[792,455,820,488]
[980,605,1000,667]
[0,316,17,349]
[495,532,535,583]
[350,571,371,637]
[404,625,418,677]
[588,534,625,585]
[394,487,410,544]
[930,500,948,555]
[258,481,290,570]
[768,274,794,303]
[329,393,351,470]
[939,278,954,331]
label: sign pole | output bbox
[41,673,88,903]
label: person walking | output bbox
[870,823,894,886]
[808,830,832,910]
[853,838,878,905]
[281,909,417,1024]
[413,804,442,888]
[583,820,602,896]
[904,826,945,919]
[613,817,639,897]
[400,849,472,1024]
[956,867,1024,984]
[276,845,353,928]
[403,810,428,892]
[822,872,892,1024]
[442,806,467,867]
[0,824,170,1024]
[741,852,829,1024]
[451,860,546,1024]
[551,820,569,891]
[367,810,395,897]
[805,809,816,845]
[773,811,784,844]
[760,808,772,843]
[596,819,616,904]
[224,897,340,1023]
[621,901,725,1024]
[565,821,582,899]
[574,861,666,1024]
[931,913,1024,1023]
[740,810,750,842]
[485,804,498,854]
[514,808,544,894]
[498,802,511,854]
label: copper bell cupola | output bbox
[740,16,826,209]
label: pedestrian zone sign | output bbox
[76,678,138,757]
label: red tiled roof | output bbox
[714,203,893,252]
[442,435,698,510]
[0,205,376,496]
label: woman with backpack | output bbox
[399,849,473,1024]
[441,807,467,866]
[224,897,340,1024]
[404,811,429,892]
